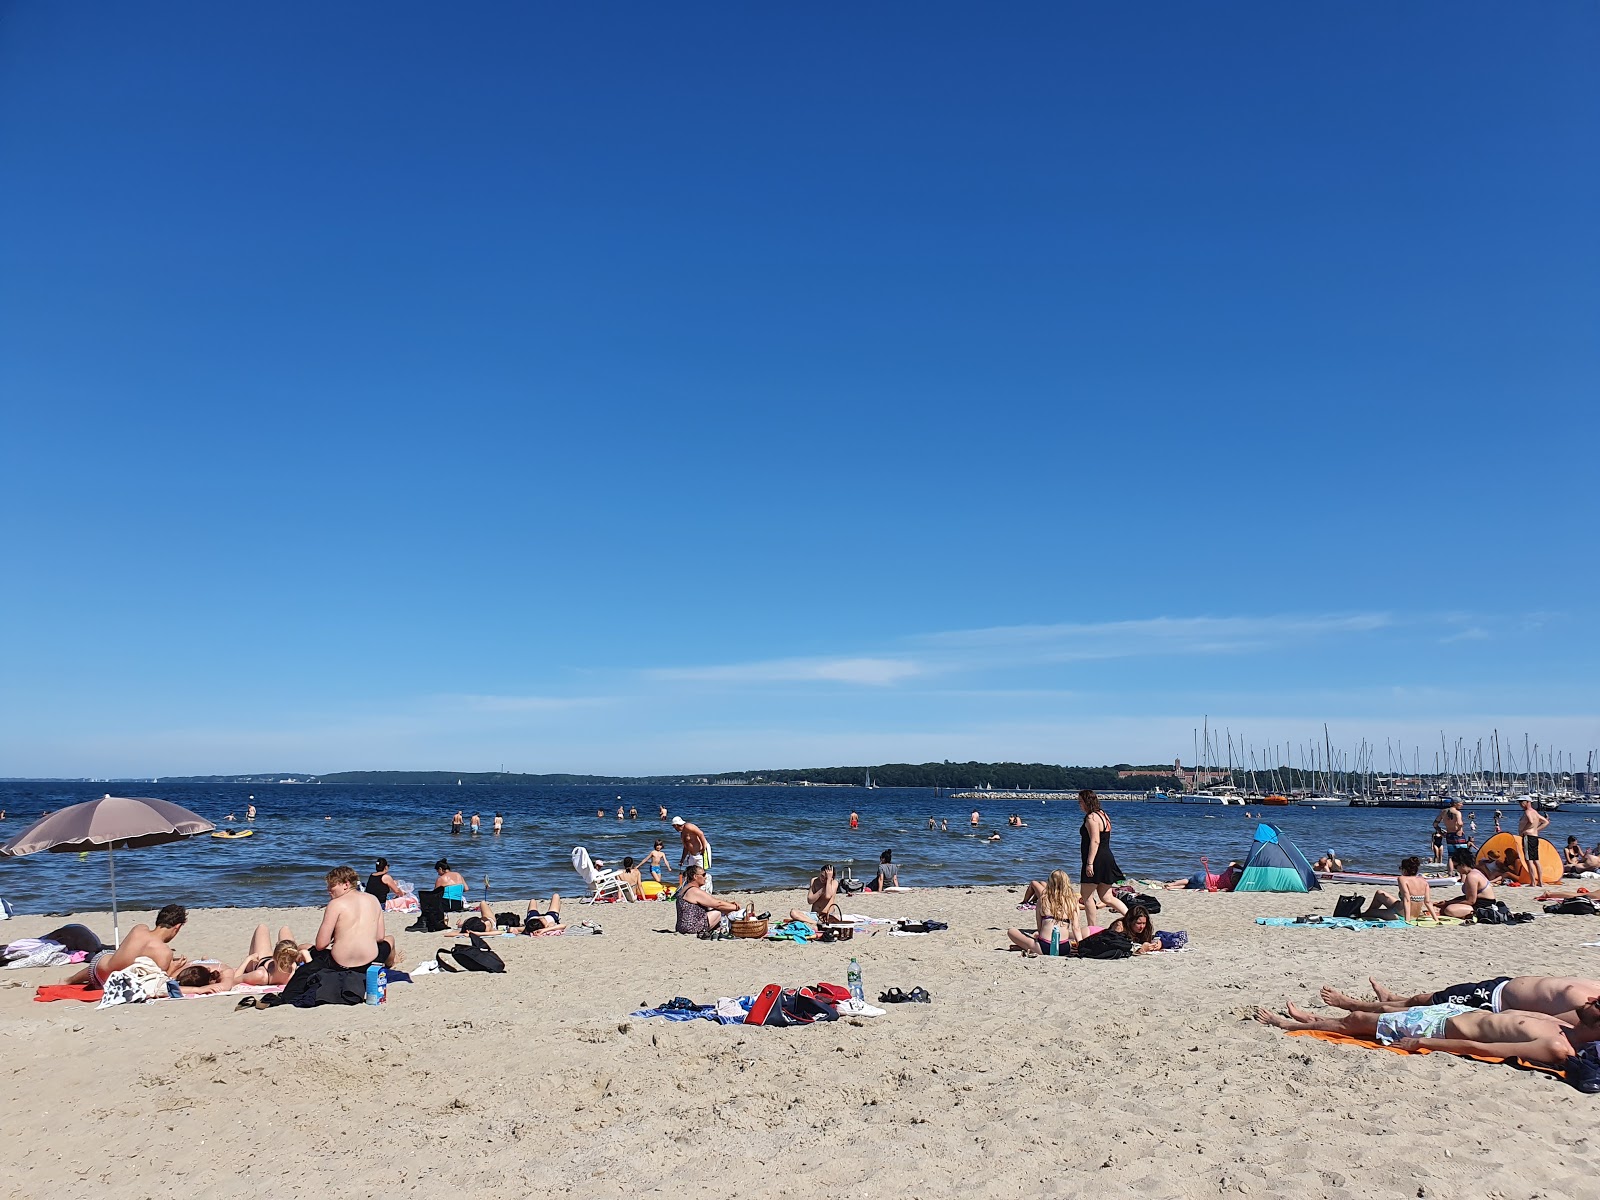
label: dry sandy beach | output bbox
[3,884,1597,1199]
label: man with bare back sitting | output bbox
[260,867,389,1007]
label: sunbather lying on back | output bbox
[454,896,564,935]
[1254,997,1599,1065]
[1319,975,1600,1031]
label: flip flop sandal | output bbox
[234,995,263,1011]
[878,988,909,1004]
[907,987,932,1003]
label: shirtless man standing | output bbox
[65,904,189,988]
[1439,800,1466,856]
[1519,797,1551,885]
[1320,975,1600,1031]
[672,815,712,889]
[1254,998,1600,1067]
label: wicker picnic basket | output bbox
[731,917,769,939]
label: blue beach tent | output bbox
[1233,823,1320,892]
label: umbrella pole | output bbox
[109,843,120,948]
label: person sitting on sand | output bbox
[864,849,900,892]
[1312,850,1343,872]
[615,856,644,900]
[1436,848,1495,919]
[64,904,189,989]
[1319,976,1600,1031]
[675,863,744,936]
[366,858,402,907]
[1254,998,1598,1066]
[1108,904,1162,953]
[1005,869,1086,956]
[434,859,468,910]
[1485,845,1524,884]
[255,867,393,1009]
[787,863,845,929]
[1360,856,1439,922]
[1562,837,1600,874]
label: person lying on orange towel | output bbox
[1254,995,1600,1066]
[1318,975,1600,1027]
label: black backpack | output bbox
[1076,930,1134,959]
[1128,893,1162,915]
[1546,897,1600,916]
[448,934,506,973]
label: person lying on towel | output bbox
[1254,994,1600,1064]
[63,904,189,990]
[1318,976,1600,1028]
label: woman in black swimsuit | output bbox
[1077,790,1128,920]
[366,858,399,907]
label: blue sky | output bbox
[2,4,1596,776]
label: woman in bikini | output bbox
[1005,869,1086,956]
[1362,856,1439,922]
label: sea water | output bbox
[1,782,1595,916]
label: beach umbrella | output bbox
[0,795,214,946]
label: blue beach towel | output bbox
[1256,916,1410,931]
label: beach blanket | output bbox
[632,996,752,1025]
[1285,1029,1566,1082]
[169,983,284,1000]
[1257,917,1410,931]
[34,982,104,1003]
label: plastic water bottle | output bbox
[847,956,863,1003]
[365,964,386,1006]
[1049,926,1061,956]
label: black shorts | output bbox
[1522,835,1541,861]
[1431,976,1511,1010]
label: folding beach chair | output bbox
[571,846,631,901]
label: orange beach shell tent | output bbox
[0,795,214,946]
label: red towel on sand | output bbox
[34,983,103,1003]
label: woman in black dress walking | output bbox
[1078,790,1129,921]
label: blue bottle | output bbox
[365,964,386,1005]
[1050,927,1060,956]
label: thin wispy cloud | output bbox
[648,656,924,687]
[646,612,1393,689]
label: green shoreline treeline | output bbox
[143,762,1183,790]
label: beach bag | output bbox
[780,988,839,1025]
[839,878,865,895]
[745,983,788,1026]
[290,968,366,1008]
[494,911,521,928]
[448,934,506,973]
[1472,898,1512,925]
[1545,897,1600,916]
[414,888,449,933]
[1076,930,1134,959]
[1128,894,1161,914]
[1567,1044,1600,1094]
[1332,894,1365,919]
